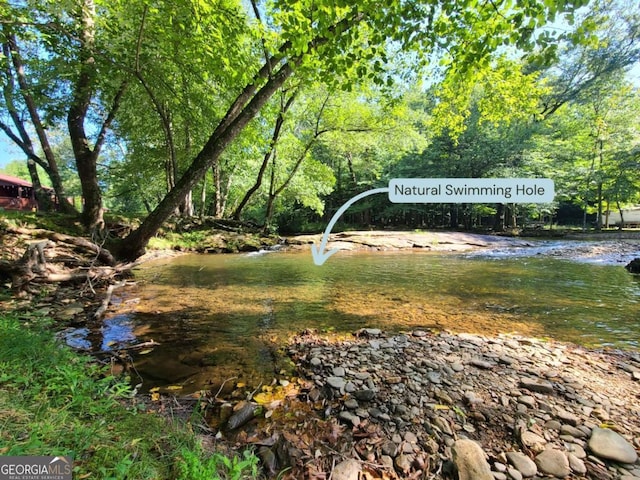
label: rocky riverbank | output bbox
[286,230,536,253]
[223,329,640,479]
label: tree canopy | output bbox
[1,0,639,258]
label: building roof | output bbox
[0,173,33,187]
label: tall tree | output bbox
[0,0,131,228]
[116,0,589,260]
[107,0,256,219]
[536,0,640,118]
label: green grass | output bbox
[0,312,259,480]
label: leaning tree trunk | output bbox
[116,62,296,261]
[115,11,363,260]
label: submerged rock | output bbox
[226,402,258,430]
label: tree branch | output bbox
[249,0,272,76]
[232,88,298,219]
[4,29,58,170]
[93,79,128,158]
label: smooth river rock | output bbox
[452,439,494,480]
[506,451,538,477]
[535,448,570,478]
[588,427,639,464]
[326,376,346,390]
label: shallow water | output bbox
[69,244,640,392]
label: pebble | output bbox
[471,358,495,369]
[520,431,547,452]
[507,466,523,480]
[326,376,346,390]
[394,454,413,474]
[338,411,360,427]
[332,366,346,377]
[561,424,586,438]
[451,362,464,372]
[344,399,358,409]
[363,328,382,336]
[353,389,375,401]
[567,452,587,474]
[519,377,554,394]
[331,459,361,480]
[517,395,536,409]
[381,440,398,457]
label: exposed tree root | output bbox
[0,225,133,296]
[6,225,116,265]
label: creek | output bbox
[67,240,640,393]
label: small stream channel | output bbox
[67,240,640,393]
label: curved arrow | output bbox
[311,187,389,266]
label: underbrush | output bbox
[0,312,259,480]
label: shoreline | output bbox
[286,230,537,253]
[284,230,640,265]
[2,222,639,478]
[217,328,640,479]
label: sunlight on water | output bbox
[91,248,640,392]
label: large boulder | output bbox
[625,258,640,274]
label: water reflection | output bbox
[70,247,640,392]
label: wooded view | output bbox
[1,0,638,260]
[2,2,640,479]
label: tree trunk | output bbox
[68,1,127,230]
[616,199,625,231]
[25,159,53,211]
[115,11,363,260]
[68,0,103,229]
[213,162,222,218]
[346,152,357,186]
[3,31,76,214]
[233,90,296,220]
[200,172,207,218]
[116,61,296,260]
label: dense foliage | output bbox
[1,0,639,255]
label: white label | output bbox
[388,178,554,203]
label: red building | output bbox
[0,173,39,211]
